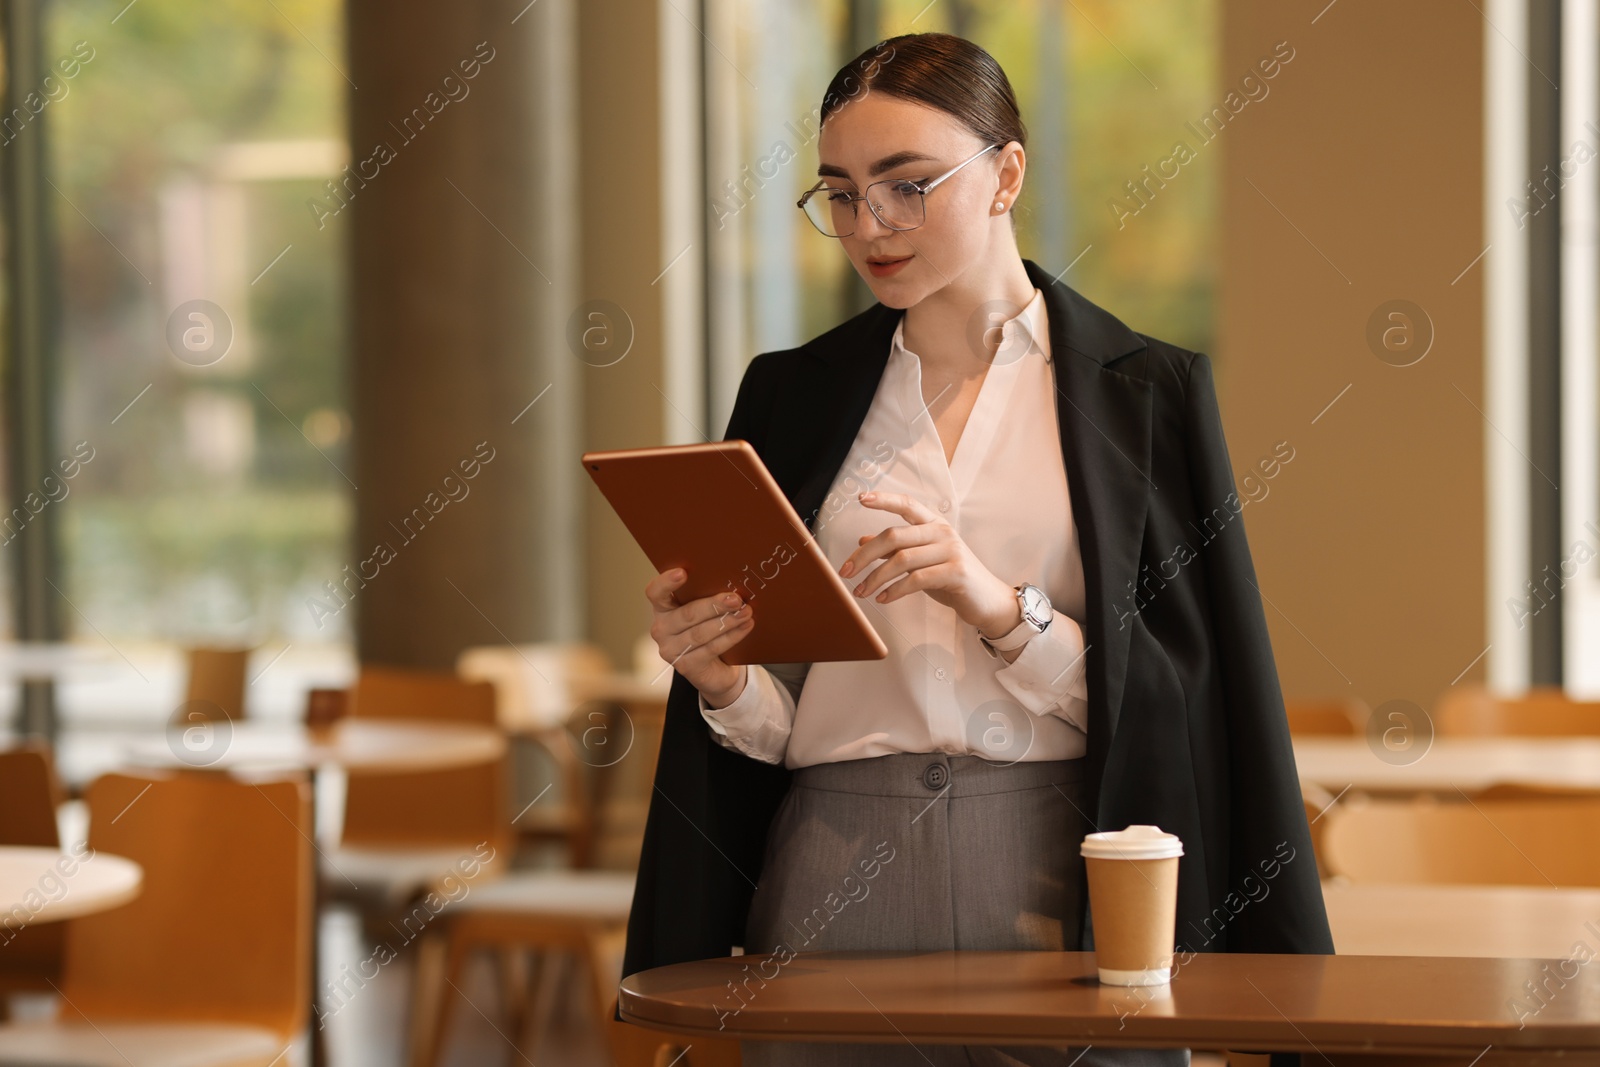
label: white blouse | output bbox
[698,286,1090,769]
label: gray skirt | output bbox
[739,751,1190,1067]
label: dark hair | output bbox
[819,32,1027,153]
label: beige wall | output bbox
[1219,2,1485,711]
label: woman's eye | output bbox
[887,180,922,195]
[824,189,855,203]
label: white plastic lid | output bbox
[1080,824,1184,860]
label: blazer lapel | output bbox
[1024,259,1153,766]
[768,260,1152,759]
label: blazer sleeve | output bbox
[616,352,798,1020]
[1183,351,1335,956]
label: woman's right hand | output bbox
[646,568,754,708]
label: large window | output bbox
[35,0,353,728]
[706,0,1219,425]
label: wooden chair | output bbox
[1321,793,1600,885]
[404,696,668,1067]
[457,642,617,867]
[182,645,253,722]
[0,745,67,1006]
[1433,684,1600,736]
[0,770,312,1065]
[1284,698,1367,736]
[1300,780,1338,878]
[406,869,638,1067]
[330,665,511,911]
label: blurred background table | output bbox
[0,844,142,922]
[1293,736,1600,795]
[117,717,507,776]
[1323,882,1600,958]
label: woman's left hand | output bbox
[838,491,1020,638]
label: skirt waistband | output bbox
[790,751,1085,799]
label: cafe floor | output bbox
[320,903,610,1067]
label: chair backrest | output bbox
[1300,780,1336,878]
[63,771,312,1036]
[456,641,612,731]
[304,686,349,726]
[183,646,253,722]
[1284,699,1366,736]
[349,663,497,724]
[341,665,508,850]
[1322,794,1600,886]
[0,743,62,846]
[1433,684,1600,736]
[0,744,64,993]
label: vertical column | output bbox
[2,0,65,738]
[345,0,577,668]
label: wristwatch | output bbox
[978,583,1053,658]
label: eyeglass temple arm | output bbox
[919,143,1001,195]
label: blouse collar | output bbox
[889,286,1050,365]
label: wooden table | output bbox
[619,950,1600,1062]
[1294,736,1600,795]
[1324,882,1600,959]
[118,717,507,774]
[0,845,142,922]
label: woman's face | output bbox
[814,92,1019,308]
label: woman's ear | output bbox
[995,140,1026,210]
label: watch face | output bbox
[1020,584,1052,626]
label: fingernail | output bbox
[669,568,684,579]
[840,561,854,578]
[722,593,739,605]
[860,492,876,501]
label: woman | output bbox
[620,31,1333,1067]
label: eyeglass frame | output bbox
[796,142,1003,238]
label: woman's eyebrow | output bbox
[817,150,938,180]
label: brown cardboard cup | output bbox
[1080,825,1183,986]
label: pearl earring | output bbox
[994,201,1005,213]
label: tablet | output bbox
[582,439,889,665]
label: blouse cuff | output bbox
[992,615,1090,731]
[698,663,770,739]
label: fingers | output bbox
[663,603,755,668]
[646,569,754,654]
[839,520,941,581]
[857,490,938,525]
[644,567,689,612]
[850,543,947,601]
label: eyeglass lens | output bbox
[804,180,924,237]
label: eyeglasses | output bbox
[797,143,1001,238]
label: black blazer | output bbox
[618,257,1335,1011]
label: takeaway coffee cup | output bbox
[1080,824,1184,986]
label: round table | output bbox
[1294,735,1600,794]
[119,717,507,774]
[0,845,142,922]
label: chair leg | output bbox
[499,945,530,1056]
[405,930,449,1067]
[525,948,572,1054]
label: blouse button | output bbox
[938,499,950,513]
